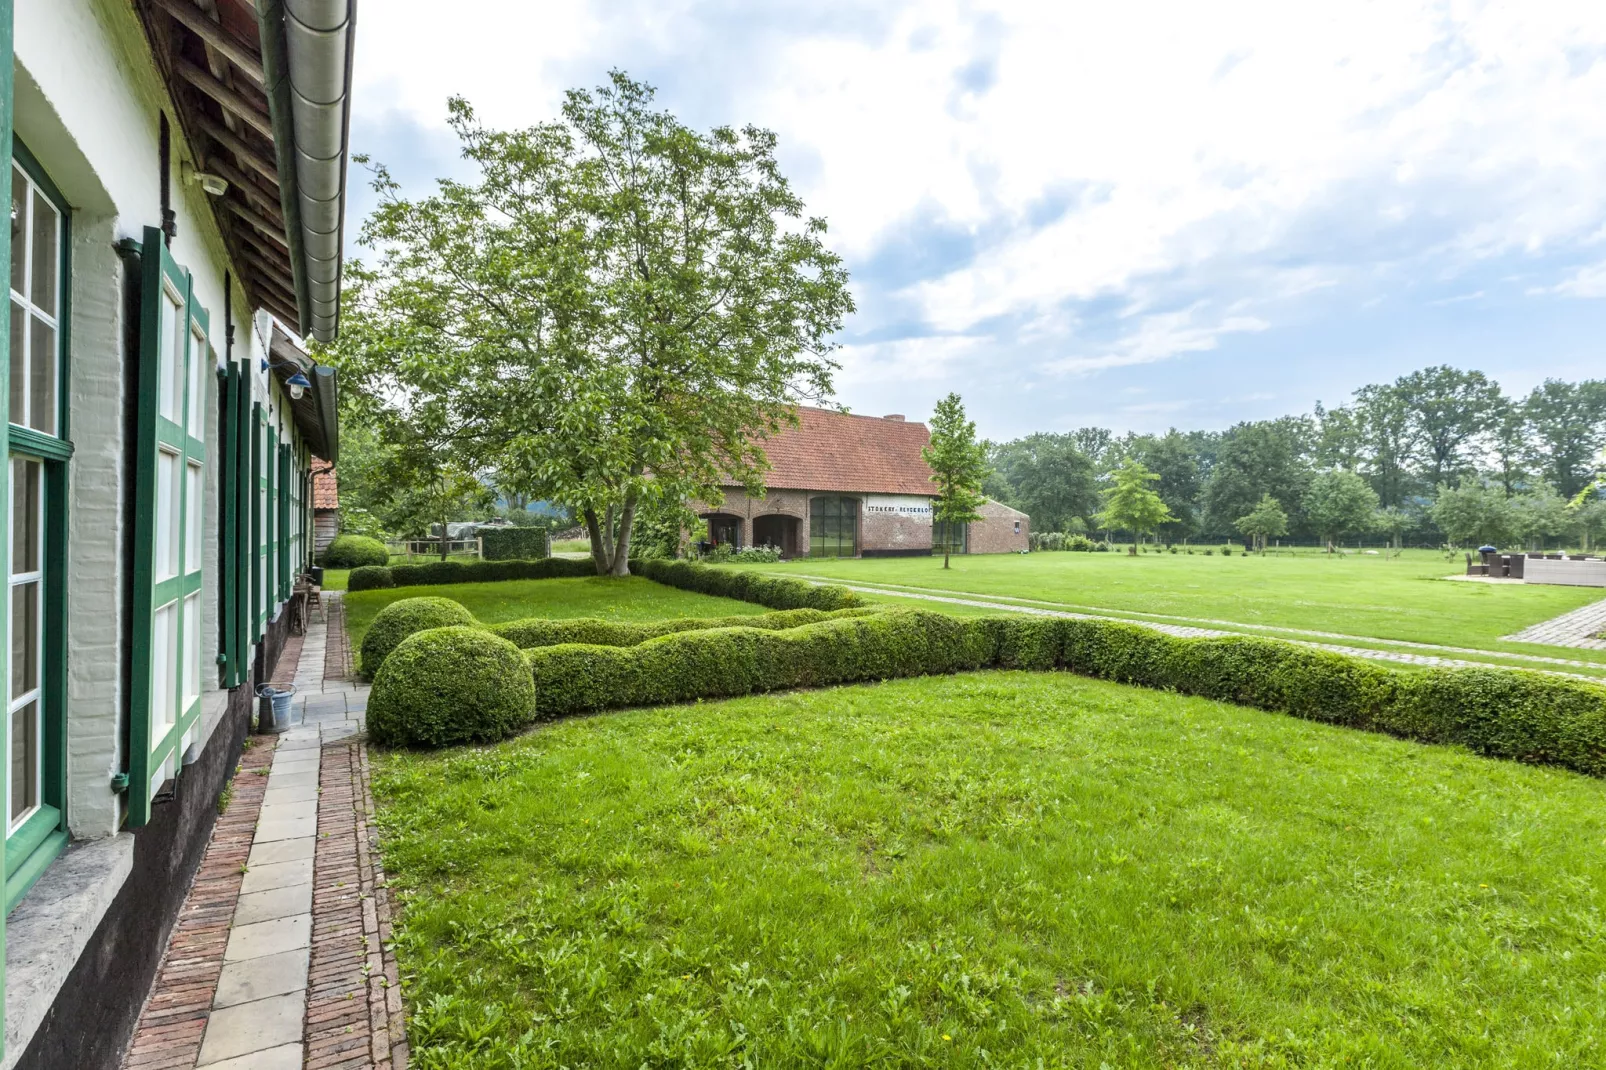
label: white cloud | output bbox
[347,1,1606,432]
[1044,307,1268,376]
[1550,261,1606,298]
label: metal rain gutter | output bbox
[256,0,356,343]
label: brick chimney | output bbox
[883,414,905,421]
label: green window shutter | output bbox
[218,362,237,687]
[128,226,209,829]
[234,372,251,672]
[267,426,277,608]
[252,403,263,640]
[277,444,290,599]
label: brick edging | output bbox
[305,739,407,1069]
[119,735,278,1069]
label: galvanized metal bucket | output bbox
[256,684,295,734]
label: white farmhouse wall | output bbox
[14,0,278,837]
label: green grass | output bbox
[375,671,1606,1068]
[342,576,766,657]
[552,538,592,554]
[321,568,349,591]
[741,550,1606,666]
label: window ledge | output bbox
[186,687,233,766]
[2,833,135,1069]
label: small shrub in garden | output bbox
[360,597,478,676]
[367,627,534,748]
[479,526,550,561]
[322,534,389,568]
[347,565,395,592]
[490,606,874,650]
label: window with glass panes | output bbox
[128,225,208,828]
[932,520,967,555]
[6,144,70,907]
[808,496,858,558]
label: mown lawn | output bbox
[742,550,1606,663]
[374,671,1606,1068]
[342,576,765,654]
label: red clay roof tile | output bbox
[311,458,339,510]
[732,407,937,496]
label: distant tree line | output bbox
[985,366,1606,550]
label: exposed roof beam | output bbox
[232,221,294,272]
[244,250,296,296]
[195,113,280,186]
[221,196,289,249]
[148,0,265,85]
[174,57,273,139]
[202,155,283,222]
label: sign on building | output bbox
[864,495,934,519]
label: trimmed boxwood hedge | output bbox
[360,596,479,677]
[479,527,550,560]
[347,556,595,592]
[509,611,1606,777]
[631,558,865,611]
[321,534,389,569]
[366,626,534,748]
[488,607,878,650]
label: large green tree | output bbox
[1126,429,1201,541]
[1431,482,1519,548]
[986,433,1099,534]
[1200,418,1314,536]
[1098,461,1175,554]
[1351,383,1418,508]
[1523,379,1606,499]
[328,73,853,576]
[923,394,989,569]
[1302,470,1381,552]
[1393,365,1505,489]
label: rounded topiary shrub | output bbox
[322,534,390,569]
[367,626,535,748]
[359,596,478,677]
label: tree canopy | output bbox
[1098,461,1175,553]
[923,393,989,569]
[1235,493,1289,553]
[324,72,854,574]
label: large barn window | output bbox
[933,520,967,556]
[809,496,857,558]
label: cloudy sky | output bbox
[347,1,1606,441]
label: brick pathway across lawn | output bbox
[122,593,406,1069]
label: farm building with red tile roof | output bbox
[693,407,1028,558]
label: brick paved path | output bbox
[122,594,405,1069]
[1502,597,1606,650]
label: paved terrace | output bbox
[122,594,407,1070]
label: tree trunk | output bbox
[943,549,950,569]
[608,492,639,577]
[582,508,610,575]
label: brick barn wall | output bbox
[690,488,811,556]
[969,500,1029,553]
[861,509,932,554]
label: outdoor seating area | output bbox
[1468,550,1606,587]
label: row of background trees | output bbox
[987,366,1606,550]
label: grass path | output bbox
[374,672,1606,1068]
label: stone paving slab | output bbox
[1503,597,1606,649]
[124,591,406,1070]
